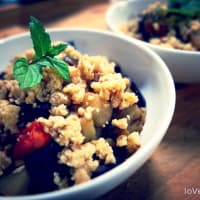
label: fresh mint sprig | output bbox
[14,16,70,89]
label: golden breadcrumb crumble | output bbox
[0,44,145,189]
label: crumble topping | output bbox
[0,44,145,189]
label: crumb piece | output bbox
[0,100,20,133]
[78,55,115,82]
[50,104,68,116]
[91,73,135,108]
[64,45,81,60]
[116,135,128,147]
[59,143,99,184]
[68,66,83,84]
[63,83,86,104]
[112,118,128,130]
[72,168,91,184]
[92,138,116,164]
[77,107,85,116]
[127,132,141,153]
[38,114,84,146]
[0,80,25,103]
[119,92,138,110]
[59,143,96,168]
[50,92,69,106]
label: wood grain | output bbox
[0,1,200,200]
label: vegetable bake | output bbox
[119,0,200,51]
[0,17,146,195]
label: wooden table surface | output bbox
[0,1,200,200]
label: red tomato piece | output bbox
[13,121,51,160]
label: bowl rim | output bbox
[106,0,200,55]
[0,28,176,200]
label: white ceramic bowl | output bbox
[0,29,175,200]
[106,0,200,83]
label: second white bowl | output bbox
[106,0,200,83]
[0,29,175,200]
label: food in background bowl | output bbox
[119,0,200,51]
[0,19,175,200]
[106,0,200,83]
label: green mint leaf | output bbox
[48,43,68,57]
[167,8,196,17]
[36,58,52,67]
[29,16,51,58]
[168,0,200,17]
[13,16,71,89]
[14,58,42,89]
[46,56,70,81]
[181,0,200,14]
